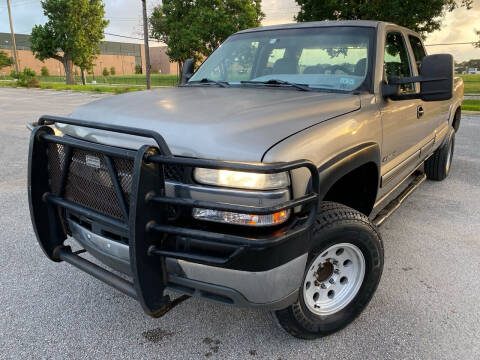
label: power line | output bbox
[104,32,161,42]
[425,41,478,46]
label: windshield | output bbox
[189,26,375,92]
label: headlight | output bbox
[192,208,290,226]
[193,168,290,190]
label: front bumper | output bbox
[28,115,319,316]
[69,218,307,308]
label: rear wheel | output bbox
[425,130,455,181]
[272,202,384,339]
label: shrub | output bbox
[40,66,49,76]
[102,67,109,76]
[110,66,116,75]
[10,69,19,79]
[135,64,142,74]
[17,68,40,88]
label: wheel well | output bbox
[452,107,461,132]
[322,162,378,216]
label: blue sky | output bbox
[1,0,479,61]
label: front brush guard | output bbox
[28,115,319,317]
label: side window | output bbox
[408,35,427,73]
[384,32,414,92]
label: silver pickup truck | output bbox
[28,20,463,339]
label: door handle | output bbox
[417,106,424,118]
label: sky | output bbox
[1,0,479,62]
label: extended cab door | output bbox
[407,34,451,149]
[378,30,433,197]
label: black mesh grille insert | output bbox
[164,164,184,182]
[47,144,133,219]
[46,142,184,220]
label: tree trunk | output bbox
[63,55,76,85]
[81,68,86,85]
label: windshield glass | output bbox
[189,26,375,92]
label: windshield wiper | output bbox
[187,78,230,88]
[240,79,312,91]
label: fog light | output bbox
[192,208,290,226]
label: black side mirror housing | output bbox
[381,54,453,101]
[179,58,195,86]
[418,54,453,101]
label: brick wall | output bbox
[1,49,137,76]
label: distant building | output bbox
[468,68,479,74]
[150,46,179,75]
[0,32,178,76]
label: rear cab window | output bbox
[408,35,427,73]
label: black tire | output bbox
[425,130,455,181]
[272,202,384,339]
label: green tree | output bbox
[0,50,13,70]
[150,0,264,69]
[110,66,116,75]
[30,0,109,85]
[102,67,109,76]
[294,0,472,36]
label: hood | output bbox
[62,87,360,162]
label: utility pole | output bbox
[6,0,19,73]
[141,0,151,89]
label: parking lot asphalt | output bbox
[1,88,479,360]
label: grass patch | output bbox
[462,99,480,112]
[1,74,178,86]
[0,80,144,94]
[29,74,178,87]
[458,74,480,93]
[39,82,145,93]
[0,80,17,88]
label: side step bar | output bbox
[373,172,427,227]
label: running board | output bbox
[373,172,427,227]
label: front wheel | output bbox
[273,202,384,339]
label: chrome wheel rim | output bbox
[446,140,453,174]
[303,243,365,316]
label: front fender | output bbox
[317,143,380,200]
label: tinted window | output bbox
[408,35,427,72]
[384,32,414,92]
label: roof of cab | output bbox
[235,20,390,34]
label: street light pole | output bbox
[6,0,19,73]
[141,0,151,89]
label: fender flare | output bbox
[317,142,381,201]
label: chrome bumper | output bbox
[69,219,307,308]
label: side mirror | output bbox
[179,58,195,85]
[418,54,453,101]
[381,54,453,101]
